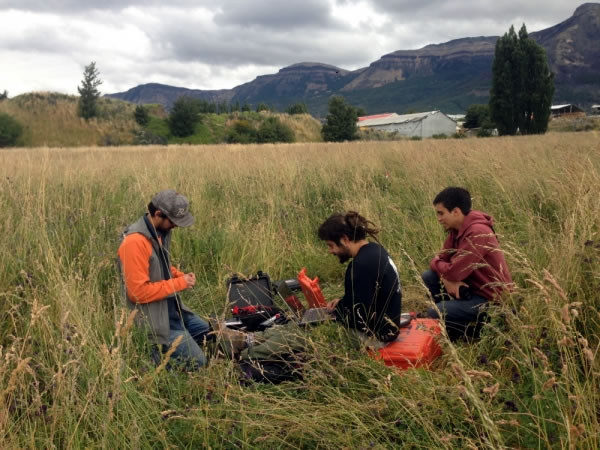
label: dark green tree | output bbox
[168,97,200,137]
[256,102,269,112]
[241,103,251,112]
[0,90,8,101]
[0,112,24,147]
[321,96,359,142]
[464,104,491,129]
[134,105,150,126]
[77,61,103,120]
[489,24,554,135]
[218,101,229,114]
[285,102,308,115]
[257,117,295,143]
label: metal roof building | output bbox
[551,104,584,116]
[357,111,457,138]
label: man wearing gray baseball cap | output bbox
[118,189,210,368]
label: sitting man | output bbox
[318,211,402,344]
[423,187,513,340]
[118,189,211,368]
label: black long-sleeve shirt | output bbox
[336,242,402,342]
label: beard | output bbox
[336,246,352,264]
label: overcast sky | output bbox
[0,0,584,96]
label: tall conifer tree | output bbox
[490,25,554,135]
[77,62,103,120]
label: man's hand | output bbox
[326,298,341,313]
[183,272,196,289]
[441,277,468,298]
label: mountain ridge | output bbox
[106,3,600,115]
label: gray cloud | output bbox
[362,0,575,28]
[0,0,198,13]
[0,0,584,95]
[213,0,334,29]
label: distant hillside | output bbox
[107,3,600,116]
[0,92,140,147]
[0,93,322,147]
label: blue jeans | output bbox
[168,310,211,368]
[422,269,488,340]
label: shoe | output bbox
[209,318,247,358]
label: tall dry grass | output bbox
[0,132,599,448]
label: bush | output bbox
[168,97,200,137]
[99,133,122,146]
[477,128,493,138]
[256,103,270,112]
[133,129,168,145]
[464,104,491,129]
[257,117,294,143]
[286,103,308,115]
[134,105,150,126]
[0,112,24,147]
[431,133,448,139]
[226,120,258,143]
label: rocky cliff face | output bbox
[107,3,600,114]
[532,3,600,85]
[231,63,349,104]
[341,37,498,91]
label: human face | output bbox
[326,240,352,264]
[434,203,463,231]
[157,213,177,232]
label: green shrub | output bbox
[286,102,308,115]
[133,105,150,126]
[0,112,24,147]
[133,129,167,145]
[226,119,258,143]
[257,117,294,143]
[477,128,493,138]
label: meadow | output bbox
[0,132,599,449]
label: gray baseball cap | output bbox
[151,189,195,227]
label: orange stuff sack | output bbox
[297,268,327,308]
[371,318,442,370]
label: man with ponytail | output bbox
[318,212,402,343]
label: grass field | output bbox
[1,132,599,448]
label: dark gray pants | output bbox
[422,269,488,340]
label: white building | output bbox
[357,111,457,138]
